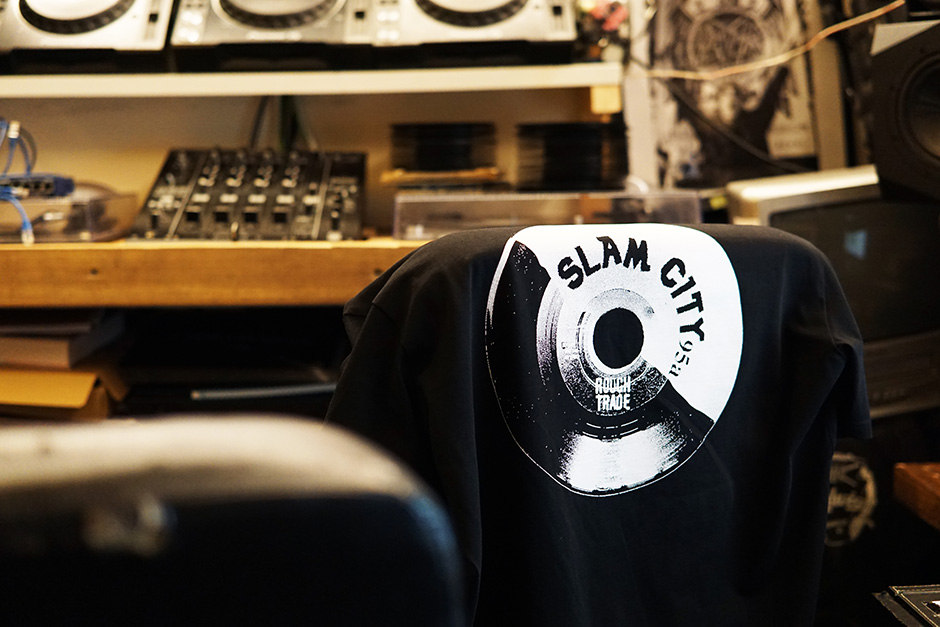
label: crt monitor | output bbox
[726,166,940,418]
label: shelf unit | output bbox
[0,238,424,308]
[0,62,625,308]
[1,61,625,227]
[0,63,624,101]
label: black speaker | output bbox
[871,20,940,201]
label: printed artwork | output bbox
[485,224,743,495]
[826,451,877,547]
[648,0,817,186]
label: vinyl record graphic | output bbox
[485,224,743,495]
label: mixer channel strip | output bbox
[131,148,365,241]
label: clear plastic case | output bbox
[393,189,706,240]
[0,185,138,243]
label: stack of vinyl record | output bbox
[516,121,628,191]
[385,122,504,189]
[390,122,496,172]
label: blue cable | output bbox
[0,119,44,242]
[0,187,34,245]
[18,126,36,174]
[0,120,35,176]
[1,139,15,176]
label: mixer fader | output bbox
[132,148,365,241]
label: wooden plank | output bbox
[0,239,424,308]
[0,64,623,99]
[894,463,940,533]
[590,84,623,115]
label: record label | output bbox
[485,224,742,495]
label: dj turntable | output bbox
[367,0,577,46]
[170,0,576,68]
[171,0,361,48]
[0,0,175,52]
[169,0,375,70]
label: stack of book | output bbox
[0,309,127,420]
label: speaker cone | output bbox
[903,59,940,162]
[871,20,940,201]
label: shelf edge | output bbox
[0,63,624,99]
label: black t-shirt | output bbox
[326,224,871,626]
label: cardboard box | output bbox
[0,360,128,422]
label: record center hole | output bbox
[593,308,644,369]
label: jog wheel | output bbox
[19,0,134,34]
[218,0,341,28]
[415,0,527,26]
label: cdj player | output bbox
[171,0,357,47]
[0,0,175,72]
[169,0,577,68]
[169,0,372,70]
[131,148,366,242]
[367,0,577,46]
[0,0,174,51]
[170,0,576,47]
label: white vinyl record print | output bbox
[485,224,743,495]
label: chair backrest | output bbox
[327,223,872,626]
[0,414,464,626]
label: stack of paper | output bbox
[0,309,127,421]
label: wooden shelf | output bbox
[895,463,940,533]
[0,63,626,310]
[0,239,424,308]
[0,63,623,99]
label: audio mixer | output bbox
[131,148,365,241]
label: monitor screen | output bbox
[727,167,940,417]
[768,199,940,342]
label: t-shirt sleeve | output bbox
[823,257,873,439]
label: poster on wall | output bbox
[648,0,819,188]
